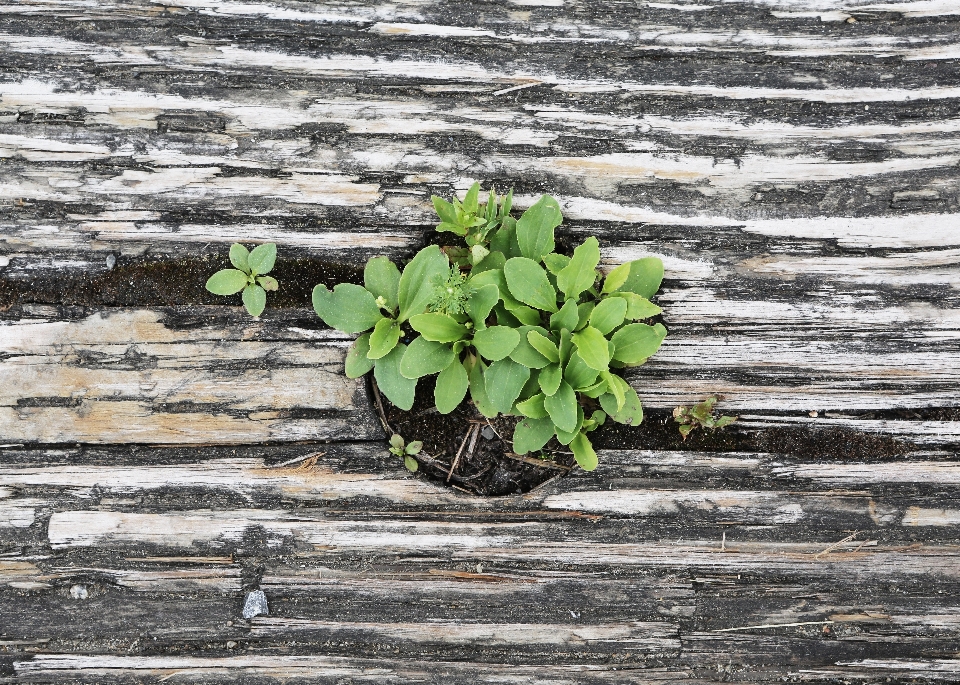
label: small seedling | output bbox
[388,434,423,472]
[206,243,279,317]
[673,396,737,440]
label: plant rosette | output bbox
[313,185,667,478]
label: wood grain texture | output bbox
[2,0,959,682]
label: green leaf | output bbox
[494,304,521,328]
[576,302,595,331]
[242,285,267,317]
[510,326,552,369]
[409,313,468,343]
[206,269,249,296]
[248,243,277,275]
[507,305,542,326]
[490,220,521,258]
[542,252,570,275]
[404,455,419,472]
[601,262,630,294]
[549,298,579,333]
[435,360,469,413]
[467,356,497,418]
[602,371,626,411]
[312,283,384,333]
[473,326,520,361]
[519,367,541,401]
[466,283,499,330]
[389,434,405,451]
[345,333,375,379]
[600,380,643,426]
[615,257,664,299]
[543,380,577,433]
[257,275,279,292]
[368,318,401,360]
[463,182,480,214]
[571,326,610,371]
[515,393,548,419]
[399,336,454,378]
[583,409,606,433]
[374,343,417,410]
[513,416,555,454]
[526,330,559,364]
[437,221,467,236]
[483,357,530,415]
[229,243,250,272]
[563,350,599,390]
[469,269,521,310]
[558,329,573,366]
[397,245,449,322]
[589,297,627,336]
[503,258,558,313]
[516,195,561,261]
[431,195,458,224]
[578,378,608,397]
[557,236,600,300]
[472,250,505,275]
[364,257,401,312]
[611,323,667,363]
[539,363,562,396]
[610,292,662,320]
[555,405,584,445]
[570,432,598,471]
[715,415,737,428]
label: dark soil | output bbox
[379,375,576,497]
[0,254,363,312]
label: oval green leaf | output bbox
[571,432,598,471]
[571,325,610,371]
[206,269,249,296]
[409,313,468,343]
[543,380,577,433]
[513,416,556,455]
[400,336,454,379]
[515,393,548,419]
[397,245,450,322]
[564,350,599,390]
[503,258,558,313]
[364,256,401,312]
[242,285,266,317]
[549,298,578,333]
[466,283,499,330]
[589,297,627,335]
[510,326,552,369]
[467,357,498,418]
[555,405,585,445]
[483,357,530,415]
[248,243,277,275]
[368,318,401,360]
[616,257,664,299]
[611,323,667,363]
[312,283,384,333]
[600,381,644,426]
[345,332,375,379]
[435,360,469,414]
[542,252,570,275]
[516,195,561,261]
[610,292,662,320]
[526,330,559,364]
[229,243,250,272]
[556,236,600,300]
[538,363,562,396]
[473,326,521,361]
[373,344,417,411]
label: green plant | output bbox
[312,186,667,471]
[388,433,423,472]
[206,243,279,317]
[673,396,737,440]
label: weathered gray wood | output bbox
[0,307,381,444]
[2,0,960,681]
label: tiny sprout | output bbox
[388,433,422,472]
[205,243,278,317]
[673,396,737,440]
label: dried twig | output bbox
[369,377,393,437]
[503,452,571,471]
[814,531,859,559]
[271,451,325,469]
[448,425,476,483]
[713,620,834,633]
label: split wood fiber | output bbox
[1,0,959,682]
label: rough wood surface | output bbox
[1,0,959,682]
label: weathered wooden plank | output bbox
[0,307,381,444]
